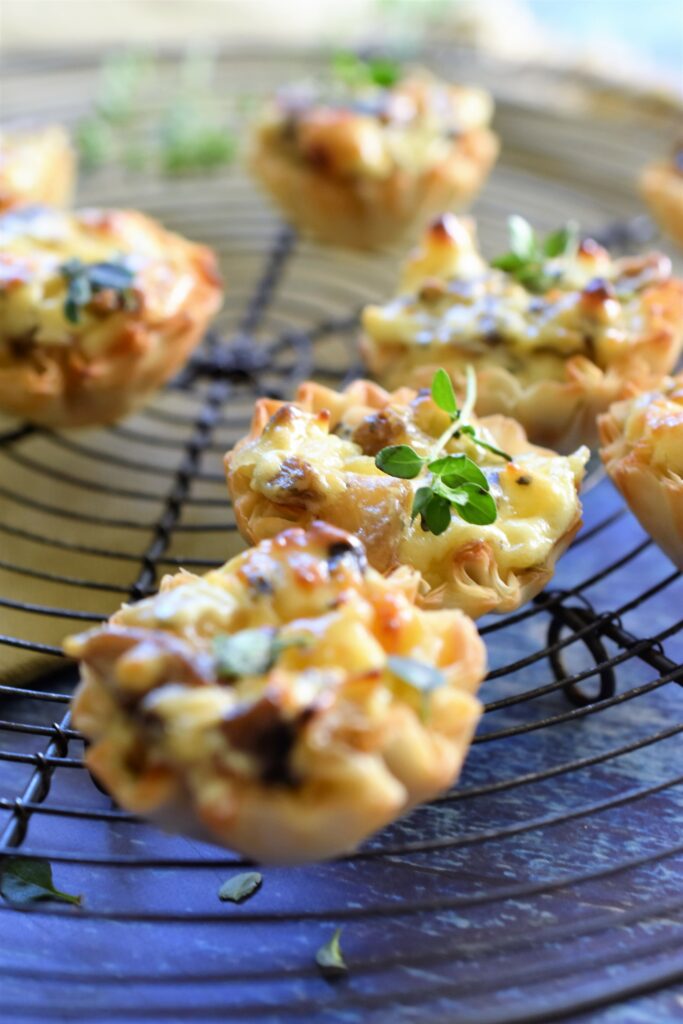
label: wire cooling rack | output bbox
[0,48,682,1024]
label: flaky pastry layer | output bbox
[0,206,222,427]
[361,215,683,450]
[67,522,485,863]
[226,379,588,618]
[599,375,683,570]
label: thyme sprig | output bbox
[59,258,137,324]
[491,215,579,293]
[374,368,511,535]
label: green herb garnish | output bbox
[75,117,116,171]
[218,871,263,903]
[387,656,446,693]
[96,50,152,126]
[316,927,348,977]
[375,367,510,535]
[59,258,137,324]
[213,628,312,681]
[75,51,151,169]
[0,857,81,906]
[75,49,236,176]
[388,654,447,720]
[332,52,401,89]
[159,104,236,175]
[491,215,579,293]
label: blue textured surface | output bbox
[1,44,682,1024]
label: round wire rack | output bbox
[0,48,682,1024]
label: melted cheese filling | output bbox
[621,382,683,475]
[231,399,588,579]
[0,207,195,352]
[264,74,493,179]
[362,222,670,369]
[104,530,467,742]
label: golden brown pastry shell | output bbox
[361,277,683,452]
[67,522,485,863]
[599,387,683,571]
[226,380,584,619]
[0,214,223,428]
[640,160,683,248]
[249,127,499,250]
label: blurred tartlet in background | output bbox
[0,125,75,211]
[249,59,498,249]
[0,205,223,428]
[599,375,683,571]
[640,143,683,248]
[361,213,683,451]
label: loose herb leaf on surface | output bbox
[0,857,81,906]
[491,216,579,293]
[374,368,511,535]
[214,628,312,680]
[59,258,137,324]
[218,872,263,903]
[316,927,348,977]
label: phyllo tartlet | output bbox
[599,375,683,570]
[250,63,498,249]
[226,374,588,619]
[361,214,683,450]
[0,125,75,212]
[640,143,683,248]
[0,205,223,427]
[66,522,485,864]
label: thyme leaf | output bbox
[59,258,137,324]
[0,857,81,906]
[213,628,312,680]
[316,927,348,977]
[218,872,263,903]
[491,216,579,293]
[374,368,511,535]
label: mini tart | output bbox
[0,206,223,427]
[640,144,683,248]
[361,215,683,451]
[0,126,75,212]
[250,70,498,249]
[226,380,588,618]
[599,375,683,570]
[66,522,485,864]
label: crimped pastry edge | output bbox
[225,379,585,618]
[249,127,499,250]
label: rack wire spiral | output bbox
[0,48,682,1024]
